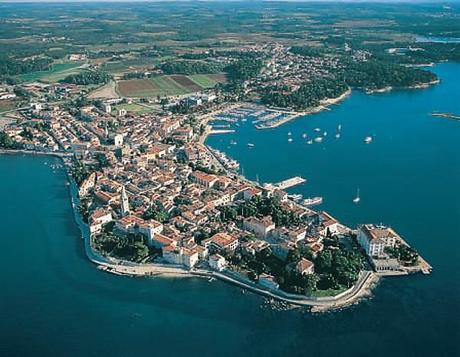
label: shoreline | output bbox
[255,88,352,130]
[366,79,440,94]
[0,149,379,311]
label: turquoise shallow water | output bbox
[1,63,459,356]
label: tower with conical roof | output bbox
[120,185,130,216]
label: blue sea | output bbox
[1,63,459,356]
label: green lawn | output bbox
[188,74,218,88]
[19,62,85,83]
[0,100,17,112]
[114,103,154,114]
[310,287,348,298]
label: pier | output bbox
[264,176,306,190]
[208,129,236,135]
[431,111,460,121]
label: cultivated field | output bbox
[116,74,226,98]
[88,81,119,99]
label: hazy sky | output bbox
[0,0,458,4]
[0,0,458,2]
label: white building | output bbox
[114,133,124,147]
[243,216,275,238]
[78,172,96,197]
[138,220,164,242]
[89,208,113,234]
[204,232,239,253]
[209,254,227,271]
[102,103,112,114]
[357,224,398,258]
[162,246,199,268]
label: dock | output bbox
[431,112,460,121]
[264,176,306,190]
[208,129,236,135]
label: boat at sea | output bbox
[353,188,361,204]
[364,136,373,144]
[314,128,321,132]
[335,133,341,138]
[288,137,293,143]
[323,131,327,137]
[303,197,323,206]
[314,137,323,143]
[288,193,303,202]
[230,140,237,145]
[288,132,292,136]
[302,133,307,138]
[248,143,255,148]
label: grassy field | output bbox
[19,62,85,83]
[0,100,17,112]
[102,56,176,75]
[113,103,155,114]
[310,287,348,298]
[189,73,226,88]
[117,74,226,98]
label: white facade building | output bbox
[243,216,275,238]
[357,224,398,258]
[209,254,227,271]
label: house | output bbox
[271,241,296,261]
[318,211,340,236]
[295,258,314,275]
[162,245,182,265]
[79,172,96,197]
[95,190,117,205]
[243,216,275,238]
[190,171,218,189]
[137,219,164,243]
[101,103,111,113]
[114,215,141,235]
[241,240,270,256]
[242,187,263,201]
[89,208,112,234]
[181,247,199,268]
[357,224,398,258]
[209,254,227,271]
[205,232,239,253]
[114,134,124,147]
[150,233,176,249]
[162,246,199,268]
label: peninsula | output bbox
[0,94,432,311]
[1,1,450,311]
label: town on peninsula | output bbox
[2,3,454,311]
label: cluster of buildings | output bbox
[0,41,416,287]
